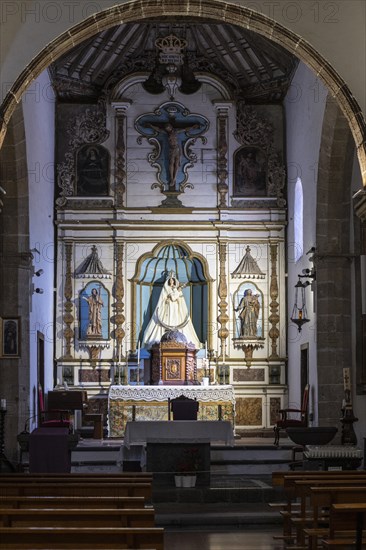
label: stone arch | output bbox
[0,0,365,184]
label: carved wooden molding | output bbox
[56,108,109,204]
[63,242,74,359]
[217,242,229,359]
[214,103,230,208]
[268,243,280,359]
[114,242,125,361]
[234,103,286,207]
[112,102,131,208]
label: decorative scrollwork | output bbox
[56,108,109,202]
[234,103,286,207]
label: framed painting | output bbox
[1,317,20,357]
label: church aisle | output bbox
[164,527,284,549]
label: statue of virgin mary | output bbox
[142,273,201,348]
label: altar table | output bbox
[108,385,235,438]
[124,420,235,448]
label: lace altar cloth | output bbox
[108,384,235,403]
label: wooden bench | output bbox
[272,470,366,488]
[287,477,366,547]
[0,475,153,484]
[321,503,366,549]
[286,479,366,549]
[0,495,147,509]
[303,488,366,549]
[272,472,366,546]
[0,526,165,549]
[0,508,155,528]
[0,472,153,478]
[0,482,152,499]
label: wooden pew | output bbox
[272,472,366,546]
[0,475,152,484]
[0,495,147,509]
[272,470,366,489]
[0,473,153,479]
[322,503,366,549]
[0,482,152,499]
[0,526,165,549]
[0,508,155,527]
[304,487,366,549]
[287,479,366,548]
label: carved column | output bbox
[63,242,74,359]
[217,241,229,360]
[213,102,231,209]
[269,242,280,359]
[114,242,125,361]
[111,102,131,208]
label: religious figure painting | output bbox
[233,284,263,339]
[79,282,109,340]
[1,317,20,357]
[142,272,201,348]
[234,146,267,197]
[135,102,209,192]
[76,144,110,196]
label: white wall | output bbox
[22,69,55,426]
[285,61,328,422]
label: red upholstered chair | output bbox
[273,384,310,445]
[38,384,71,430]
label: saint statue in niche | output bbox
[76,144,109,196]
[142,273,200,348]
[234,147,266,196]
[235,288,260,338]
[83,287,104,337]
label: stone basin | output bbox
[286,426,338,446]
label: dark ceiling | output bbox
[49,21,298,102]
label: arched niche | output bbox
[131,241,212,345]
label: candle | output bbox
[137,341,140,365]
[1,399,6,410]
[205,341,208,360]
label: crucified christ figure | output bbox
[148,121,199,190]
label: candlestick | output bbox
[126,349,129,385]
[137,341,140,385]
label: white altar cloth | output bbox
[108,384,235,403]
[108,384,235,438]
[123,420,235,448]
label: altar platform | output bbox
[108,385,235,438]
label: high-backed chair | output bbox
[38,384,71,430]
[273,384,310,445]
[171,395,199,420]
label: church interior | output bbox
[0,0,365,547]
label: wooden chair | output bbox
[38,384,71,430]
[170,395,199,420]
[273,384,310,445]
